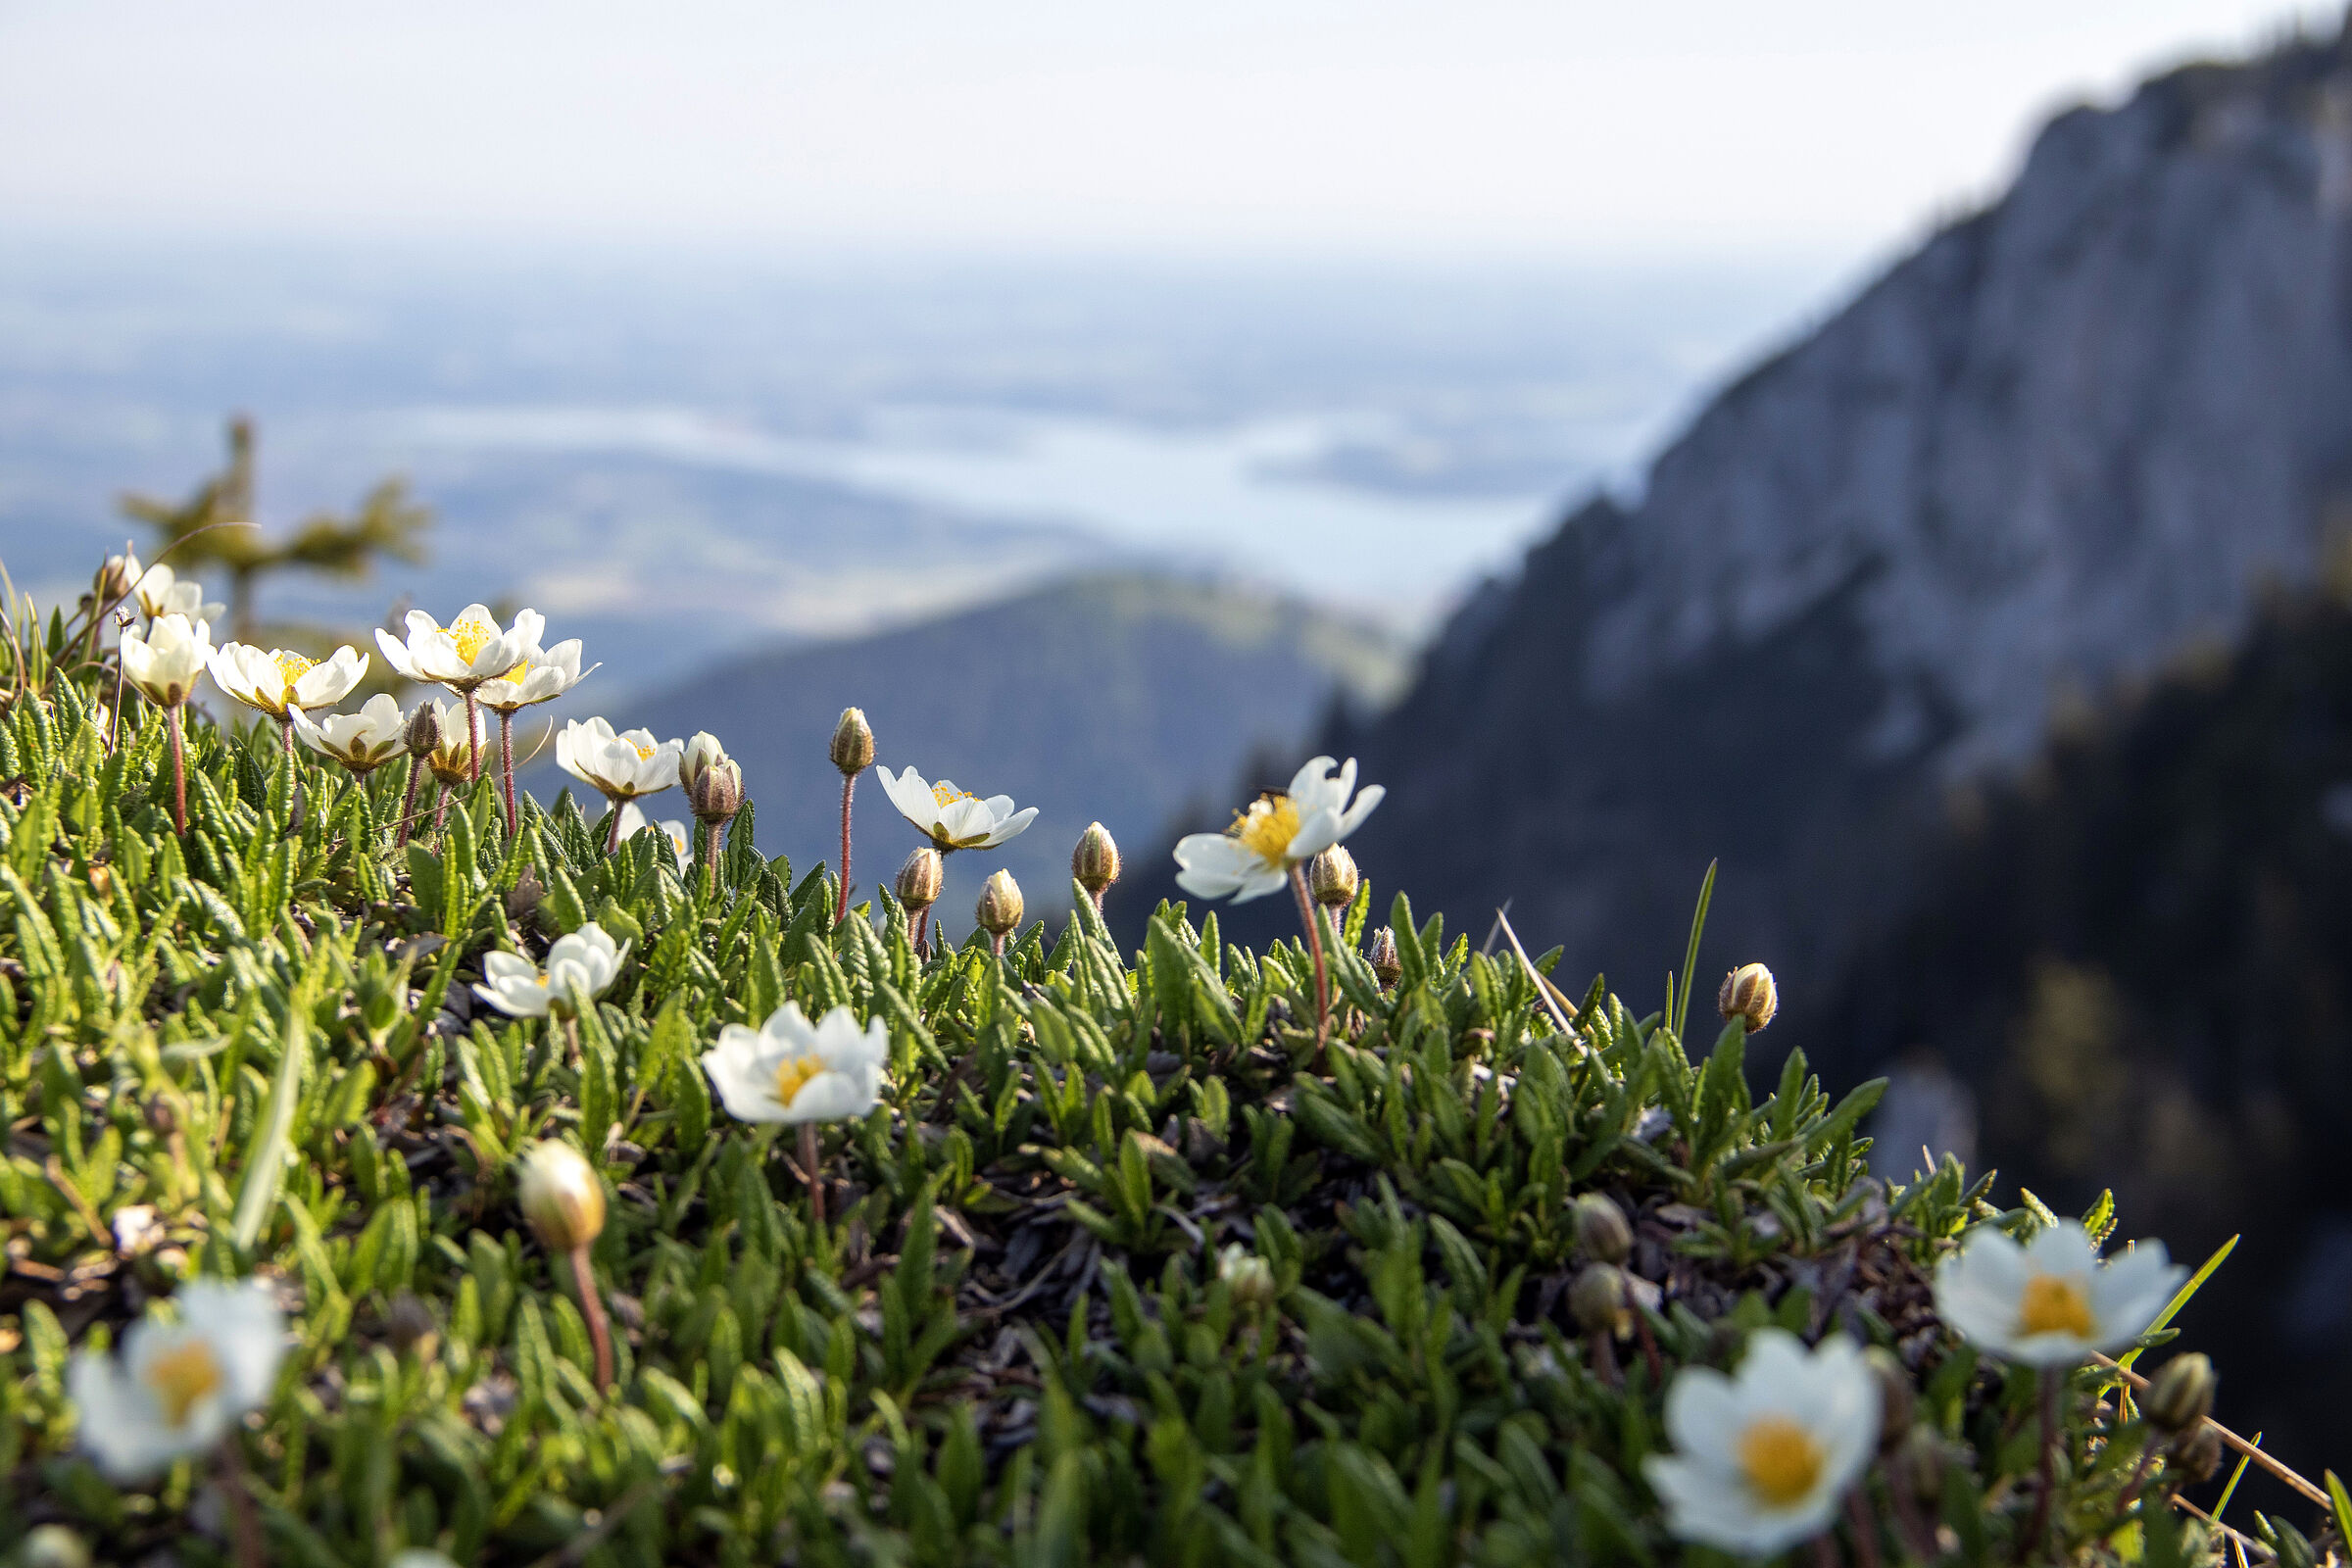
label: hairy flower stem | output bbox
[108,618,128,753]
[567,1241,613,1393]
[989,931,1006,958]
[499,711,517,839]
[394,758,422,849]
[1844,1490,1883,1568]
[2023,1367,2061,1561]
[702,820,719,900]
[1289,864,1332,1054]
[912,906,932,959]
[218,1439,266,1568]
[605,801,622,856]
[464,692,483,782]
[1807,1534,1843,1568]
[167,705,187,835]
[431,780,451,840]
[800,1122,826,1231]
[835,772,856,926]
[279,713,294,760]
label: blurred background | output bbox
[9,0,2352,1471]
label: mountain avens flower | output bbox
[1172,757,1384,906]
[66,1278,286,1482]
[476,633,596,836]
[829,710,875,923]
[1308,844,1359,908]
[1173,757,1383,1051]
[376,605,540,791]
[702,1002,889,1230]
[557,717,683,851]
[876,765,1037,852]
[1718,962,1779,1033]
[293,694,407,776]
[1933,1220,2182,1366]
[211,641,367,757]
[896,847,944,954]
[472,922,627,1020]
[677,733,744,891]
[121,613,213,835]
[131,564,223,626]
[1643,1329,1879,1556]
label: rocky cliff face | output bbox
[1144,23,2352,1021]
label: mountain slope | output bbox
[1140,23,2352,1015]
[612,572,1404,928]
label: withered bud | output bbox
[1072,821,1121,896]
[93,552,141,606]
[686,758,745,825]
[1897,1424,1950,1499]
[896,848,944,911]
[2143,1352,2216,1436]
[2173,1421,2226,1484]
[386,1290,439,1359]
[516,1140,605,1252]
[1568,1262,1633,1339]
[1217,1242,1276,1308]
[405,702,442,758]
[1718,962,1779,1033]
[1571,1193,1633,1264]
[1864,1347,1916,1450]
[1308,844,1359,908]
[975,868,1024,937]
[829,707,875,776]
[143,1096,178,1139]
[1369,927,1403,988]
[506,867,546,925]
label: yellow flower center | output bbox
[446,613,498,664]
[143,1340,224,1430]
[1231,795,1302,865]
[1736,1415,1825,1508]
[931,783,977,808]
[2017,1273,2095,1340]
[634,743,657,760]
[271,651,317,689]
[773,1054,825,1108]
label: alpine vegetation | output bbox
[0,550,2324,1567]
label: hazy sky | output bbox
[0,2,2339,261]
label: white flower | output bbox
[477,636,597,716]
[471,922,628,1019]
[876,765,1037,852]
[1933,1220,2184,1367]
[293,694,408,773]
[419,696,485,784]
[557,717,681,803]
[208,641,367,719]
[1172,755,1385,904]
[65,1278,285,1482]
[617,802,691,858]
[701,1002,888,1125]
[131,564,224,625]
[373,604,537,694]
[1642,1329,1879,1557]
[120,614,214,708]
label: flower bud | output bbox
[1369,927,1403,988]
[507,867,546,925]
[896,848,943,912]
[1864,1347,1915,1450]
[1896,1424,1950,1499]
[517,1140,605,1253]
[405,702,442,757]
[21,1525,94,1568]
[1308,845,1359,907]
[1571,1194,1633,1264]
[2143,1352,2216,1437]
[1717,962,1778,1033]
[93,551,141,606]
[686,757,745,825]
[975,868,1023,937]
[2173,1421,2226,1484]
[829,707,874,776]
[1218,1242,1277,1307]
[1072,820,1121,897]
[1568,1262,1633,1339]
[386,1290,439,1360]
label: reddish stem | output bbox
[799,1121,827,1230]
[394,757,422,849]
[167,705,187,836]
[463,691,482,782]
[1289,863,1331,1054]
[499,710,517,838]
[835,771,856,925]
[568,1242,613,1393]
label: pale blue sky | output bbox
[0,2,2337,262]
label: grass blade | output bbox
[2118,1233,2237,1374]
[1672,858,1717,1041]
[231,976,315,1252]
